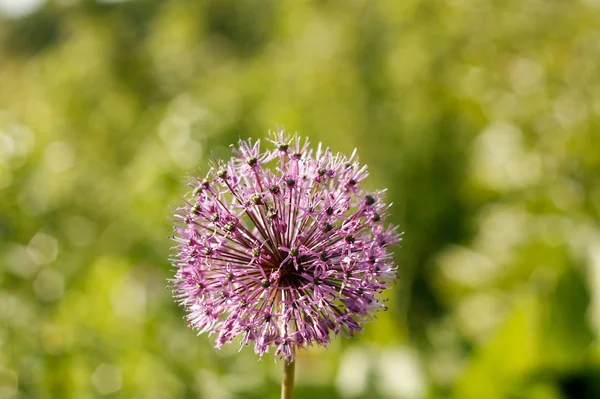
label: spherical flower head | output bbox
[170,129,402,361]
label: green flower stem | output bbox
[281,359,295,399]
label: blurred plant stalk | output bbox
[281,359,295,399]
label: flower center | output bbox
[274,255,306,288]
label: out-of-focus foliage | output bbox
[1,0,600,398]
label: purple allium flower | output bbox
[170,130,402,361]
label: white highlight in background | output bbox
[0,0,45,18]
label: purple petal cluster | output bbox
[170,130,402,361]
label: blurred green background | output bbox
[1,0,600,398]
